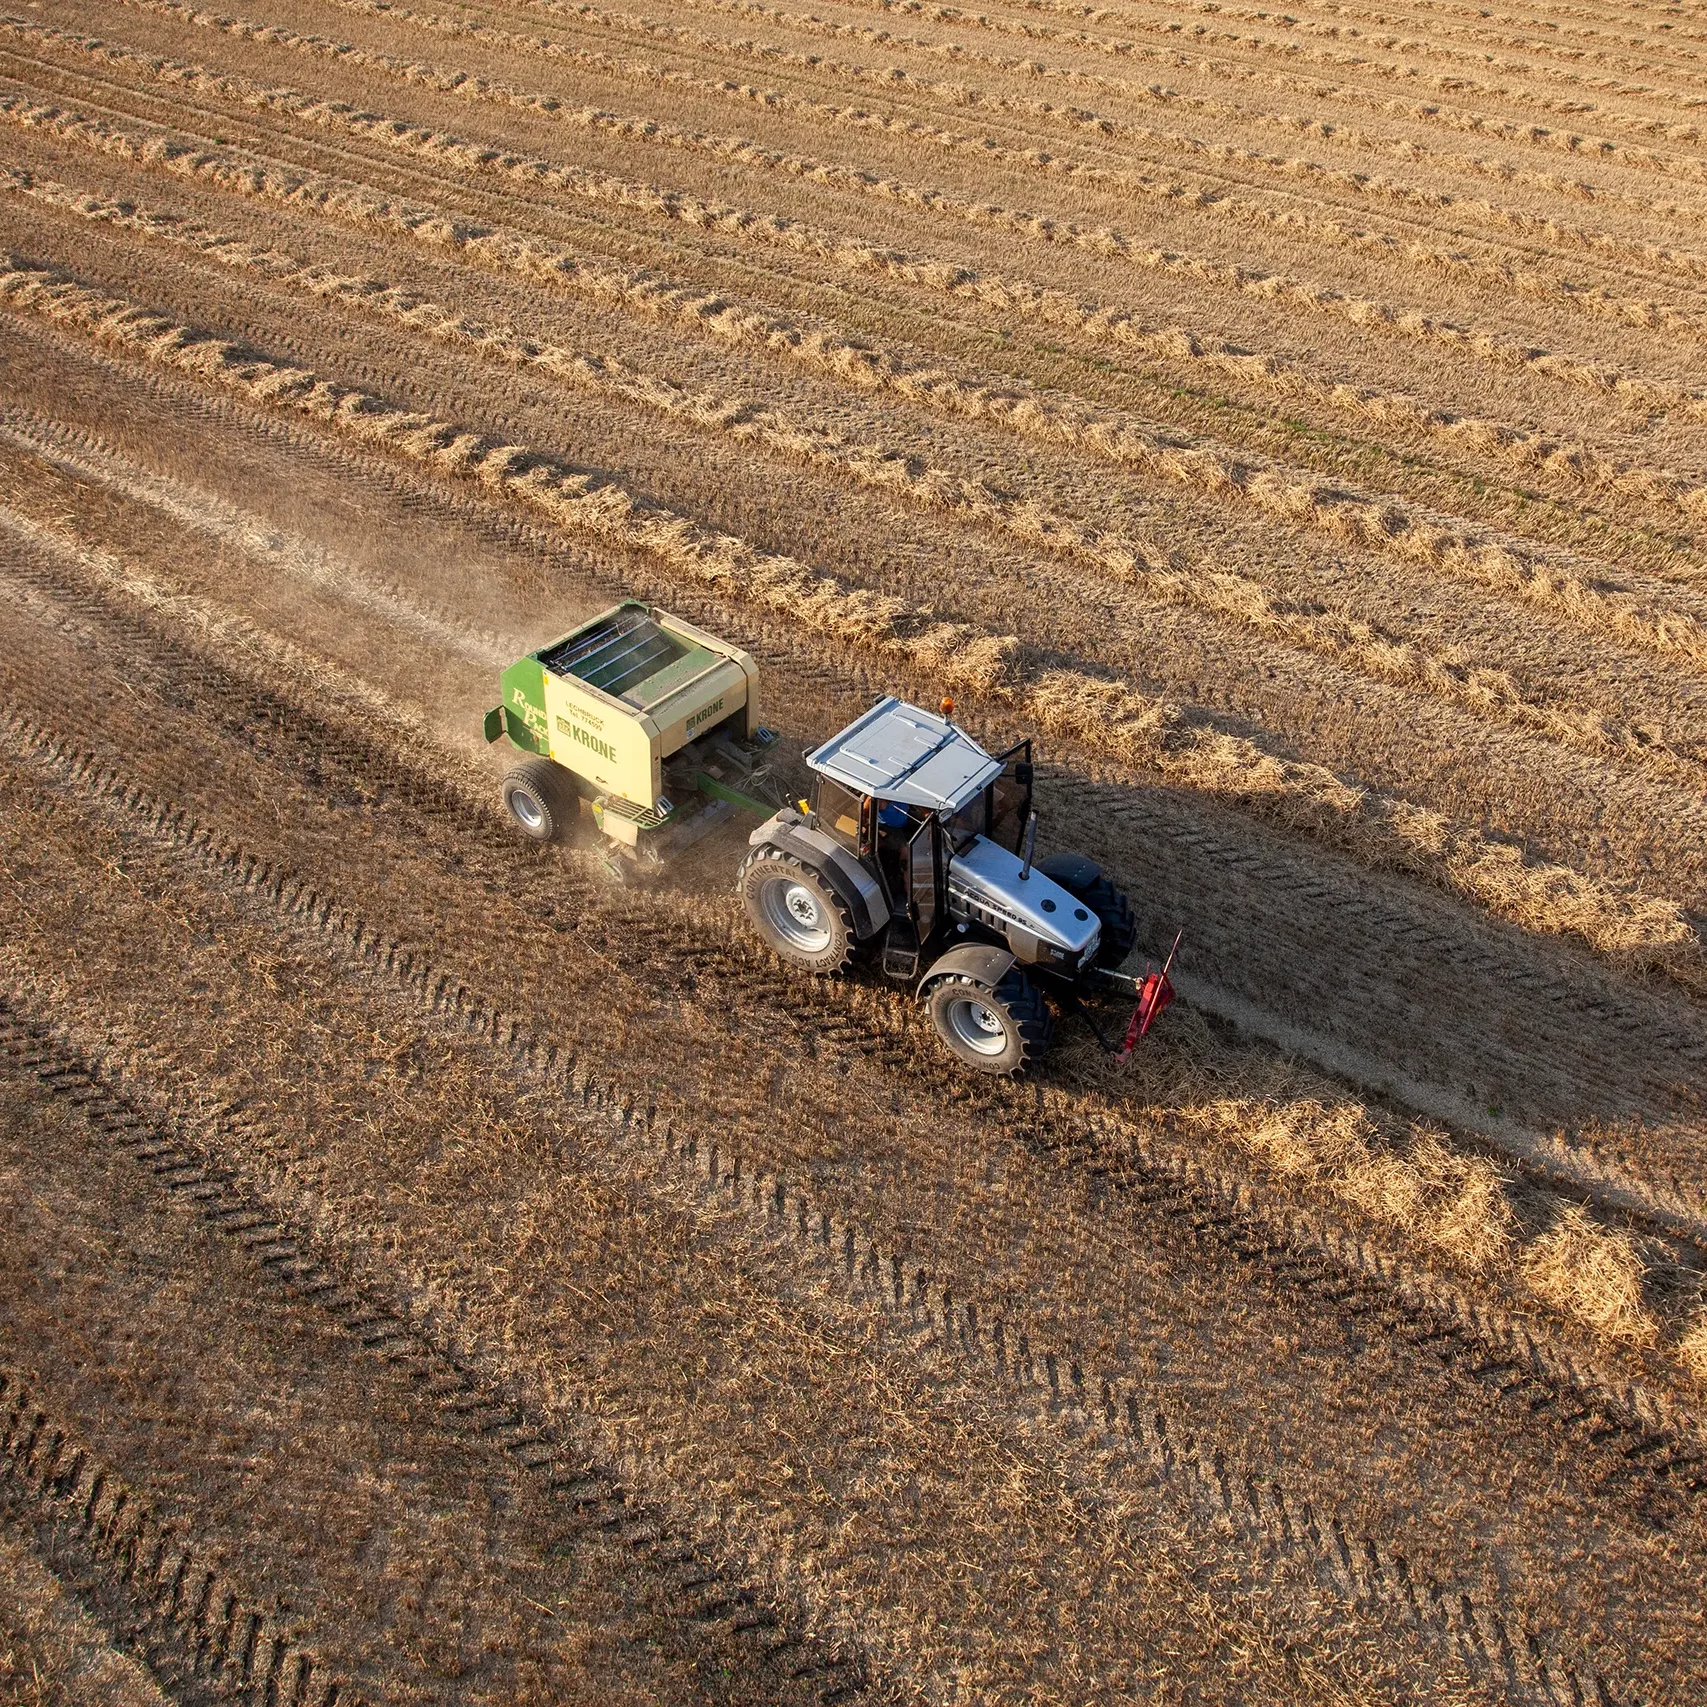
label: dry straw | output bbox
[1188,1090,1685,1360]
[7,279,1702,1385]
[1197,1097,1516,1274]
[1,262,1692,977]
[18,80,1707,528]
[221,0,1707,298]
[115,0,1707,378]
[10,161,1688,779]
[1680,1312,1707,1382]
[751,0,1707,173]
[649,0,1707,238]
[1521,1205,1657,1346]
[815,0,1707,136]
[12,34,1707,671]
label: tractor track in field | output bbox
[4,524,1707,1526]
[2,714,1704,1705]
[7,361,1707,1243]
[1,1365,362,1707]
[0,1012,872,1707]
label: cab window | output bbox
[942,794,987,852]
[991,748,1032,852]
[814,778,866,852]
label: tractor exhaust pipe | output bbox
[1018,811,1038,880]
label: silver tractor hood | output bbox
[947,835,1100,968]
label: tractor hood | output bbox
[948,835,1101,963]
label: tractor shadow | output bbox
[1039,765,1707,1172]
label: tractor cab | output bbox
[739,696,1173,1074]
[802,698,1044,978]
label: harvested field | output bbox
[2,0,1707,1699]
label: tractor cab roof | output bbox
[806,696,1002,813]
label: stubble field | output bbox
[3,0,1707,1700]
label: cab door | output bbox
[991,740,1034,854]
[907,816,942,942]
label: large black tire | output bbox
[1076,874,1138,969]
[1038,857,1138,970]
[924,969,1053,1075]
[738,848,857,974]
[502,758,579,844]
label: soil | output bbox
[2,0,1706,1699]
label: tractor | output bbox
[488,603,1175,1074]
[739,695,1175,1075]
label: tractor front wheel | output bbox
[924,970,1053,1076]
[738,849,857,974]
[1079,874,1138,969]
[502,759,578,844]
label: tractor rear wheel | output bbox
[738,849,857,974]
[502,759,578,844]
[924,970,1053,1075]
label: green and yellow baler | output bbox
[485,601,782,869]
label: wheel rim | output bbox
[508,787,547,832]
[760,877,832,953]
[943,993,1010,1057]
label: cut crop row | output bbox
[1197,0,1707,63]
[288,0,1707,290]
[602,0,1707,222]
[13,39,1707,672]
[524,0,1707,269]
[18,157,1703,793]
[20,88,1707,553]
[811,0,1707,130]
[15,399,1707,1246]
[43,7,1707,471]
[1054,0,1707,91]
[129,0,1707,343]
[714,0,1707,174]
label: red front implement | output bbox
[1115,929,1182,1060]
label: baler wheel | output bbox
[502,759,578,844]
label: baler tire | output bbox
[1076,875,1138,969]
[739,849,857,974]
[502,759,578,844]
[924,970,1053,1076]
